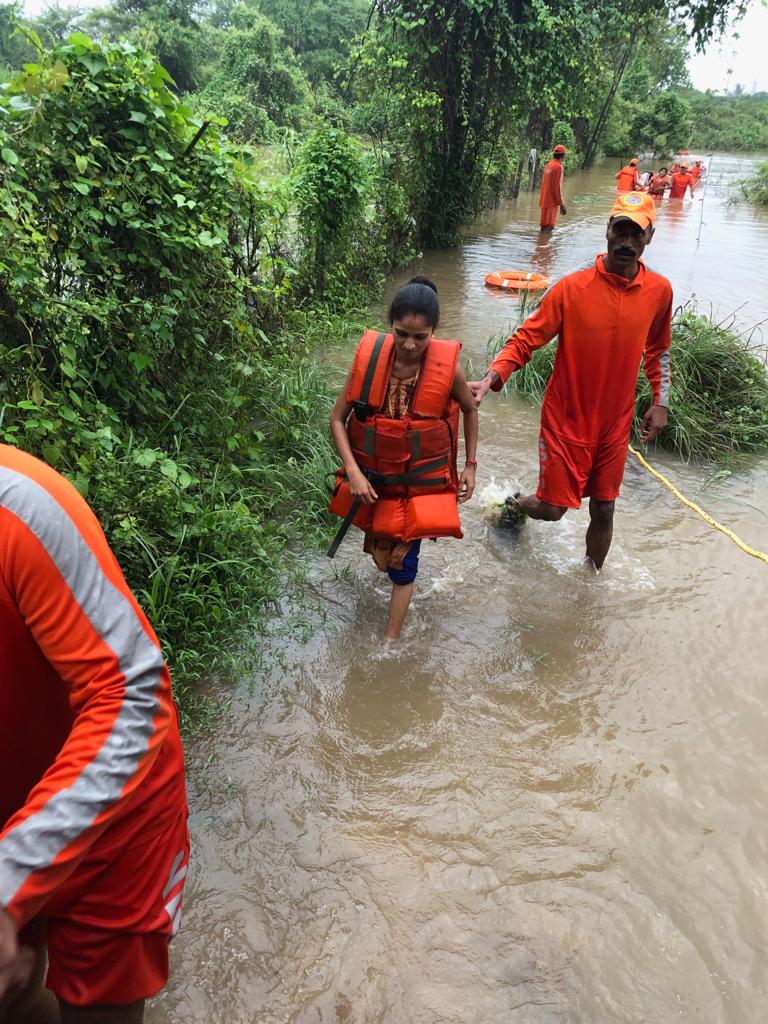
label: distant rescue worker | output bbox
[469,192,672,570]
[0,445,188,1024]
[648,167,670,198]
[669,162,695,199]
[329,278,478,640]
[690,160,704,184]
[538,144,567,231]
[615,157,641,192]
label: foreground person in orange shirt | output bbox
[470,192,672,570]
[538,144,567,231]
[0,445,188,1023]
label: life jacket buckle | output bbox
[352,400,370,422]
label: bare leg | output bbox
[585,498,615,569]
[385,582,414,640]
[58,1000,144,1024]
[515,494,568,522]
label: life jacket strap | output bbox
[325,456,450,558]
[353,331,388,422]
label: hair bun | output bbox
[408,275,438,295]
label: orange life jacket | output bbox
[615,165,638,191]
[329,330,463,547]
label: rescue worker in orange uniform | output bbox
[0,445,188,1024]
[648,167,670,198]
[615,157,641,192]
[669,162,695,199]
[690,160,704,184]
[469,192,671,570]
[329,278,478,640]
[538,144,567,231]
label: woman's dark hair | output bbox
[658,166,668,175]
[388,276,440,328]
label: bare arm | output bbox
[329,371,378,503]
[451,365,478,502]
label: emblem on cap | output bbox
[624,195,643,205]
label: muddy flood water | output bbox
[149,156,768,1023]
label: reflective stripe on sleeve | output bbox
[0,467,165,909]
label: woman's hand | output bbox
[348,467,378,504]
[458,466,476,503]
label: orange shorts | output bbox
[537,427,628,509]
[41,809,189,1007]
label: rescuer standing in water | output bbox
[329,278,478,639]
[469,192,672,571]
[538,144,567,232]
[669,162,696,199]
[615,157,641,192]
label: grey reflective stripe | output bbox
[0,467,165,910]
[658,349,671,406]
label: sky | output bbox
[18,0,768,95]
[687,1,768,94]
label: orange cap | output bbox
[680,161,689,169]
[553,144,567,155]
[630,157,639,165]
[609,191,657,230]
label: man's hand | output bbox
[639,404,668,443]
[0,907,32,1004]
[468,374,496,407]
[458,466,475,504]
[560,204,567,216]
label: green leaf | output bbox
[1,148,18,166]
[129,111,147,124]
[75,155,88,173]
[72,180,91,194]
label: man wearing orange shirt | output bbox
[538,144,567,231]
[615,157,641,191]
[470,192,672,569]
[0,445,188,1023]
[669,162,695,198]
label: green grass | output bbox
[736,161,768,206]
[487,306,768,464]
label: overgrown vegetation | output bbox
[488,309,768,463]
[0,34,376,726]
[735,161,768,205]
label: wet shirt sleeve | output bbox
[642,283,673,407]
[488,281,564,389]
[0,471,173,927]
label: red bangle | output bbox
[464,460,478,467]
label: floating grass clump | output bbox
[487,307,768,463]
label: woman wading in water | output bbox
[329,278,478,639]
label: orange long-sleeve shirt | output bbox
[0,445,187,927]
[615,165,640,191]
[669,171,694,199]
[539,159,564,208]
[489,256,672,444]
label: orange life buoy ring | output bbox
[485,270,550,292]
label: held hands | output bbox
[639,404,668,444]
[347,467,378,504]
[458,465,476,504]
[468,378,492,408]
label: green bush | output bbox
[736,162,768,206]
[0,33,335,726]
[488,309,768,463]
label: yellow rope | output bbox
[627,444,768,567]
